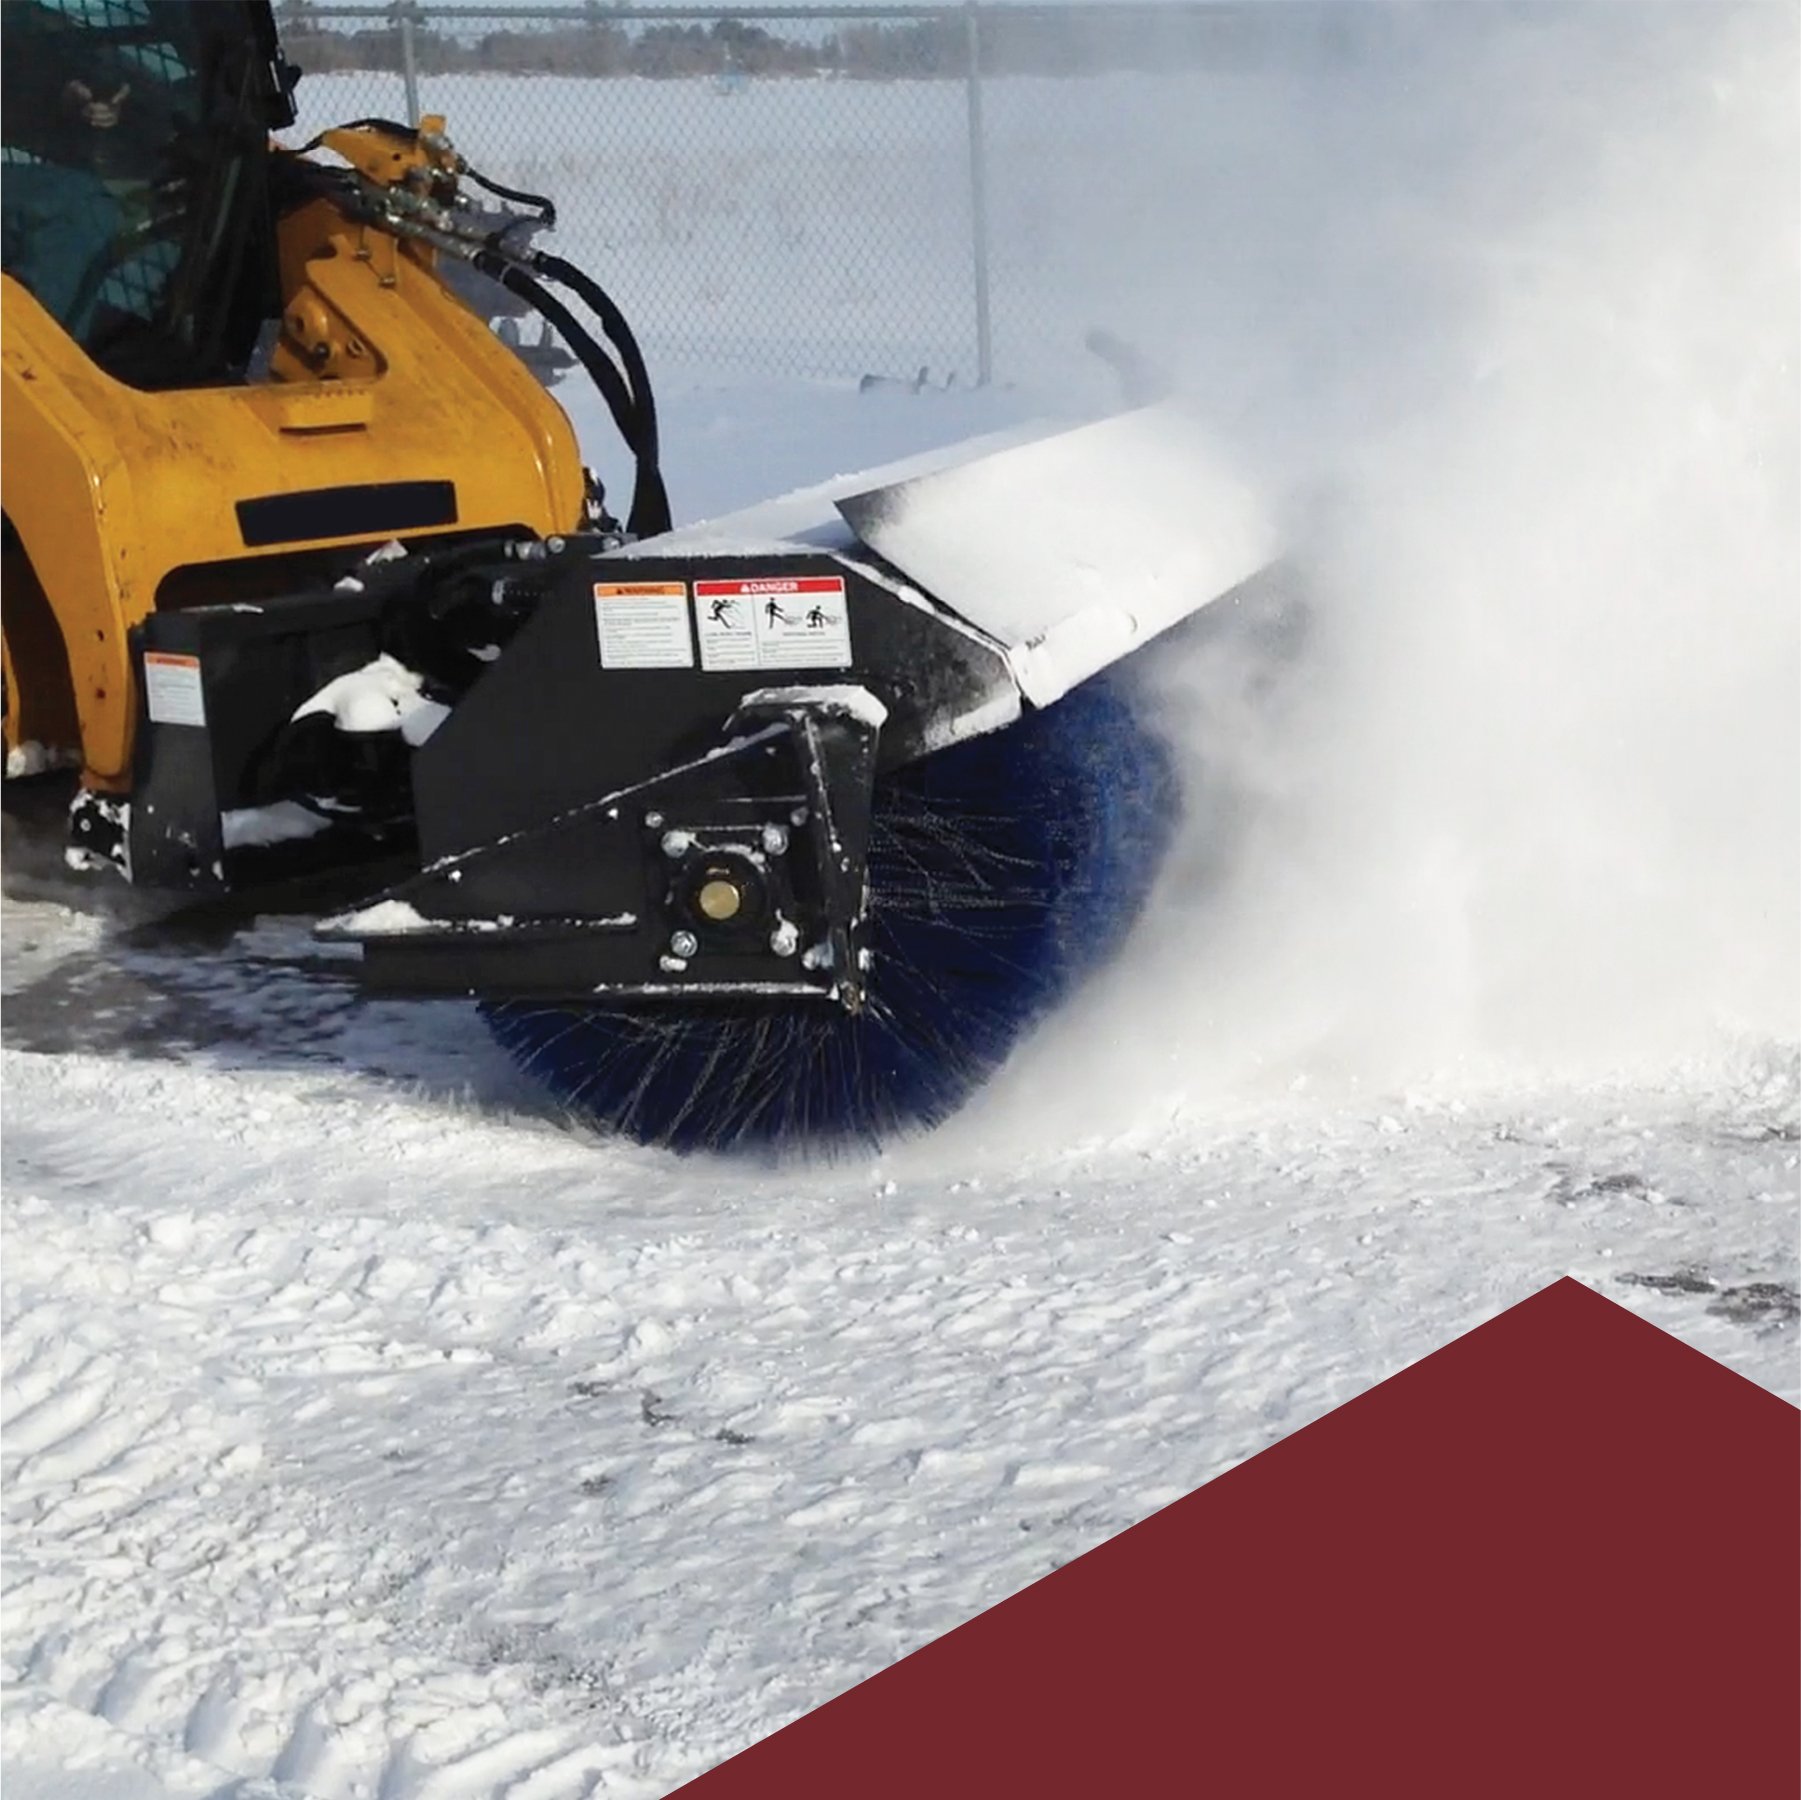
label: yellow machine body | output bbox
[1,123,587,788]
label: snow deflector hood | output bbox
[834,404,1277,706]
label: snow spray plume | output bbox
[961,2,1800,1144]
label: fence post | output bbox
[394,0,423,126]
[963,0,993,386]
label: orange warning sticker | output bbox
[592,581,693,669]
[143,651,207,728]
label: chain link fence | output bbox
[274,1,1390,384]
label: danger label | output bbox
[593,582,693,669]
[143,651,206,727]
[694,576,852,672]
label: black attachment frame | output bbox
[322,544,1017,1008]
[329,697,882,1009]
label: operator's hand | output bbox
[64,80,131,129]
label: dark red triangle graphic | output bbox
[673,1278,1798,1798]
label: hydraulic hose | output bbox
[285,127,671,538]
[526,253,661,470]
[466,167,557,227]
[472,250,672,539]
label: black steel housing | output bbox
[346,543,1016,1005]
[127,580,393,888]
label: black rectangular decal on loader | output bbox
[235,481,458,548]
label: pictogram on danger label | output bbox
[593,581,694,669]
[694,576,852,672]
[143,651,207,727]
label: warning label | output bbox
[143,651,207,728]
[694,576,852,672]
[593,582,694,669]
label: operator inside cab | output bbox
[0,0,287,389]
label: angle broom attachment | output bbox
[480,675,1176,1153]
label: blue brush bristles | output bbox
[481,675,1178,1153]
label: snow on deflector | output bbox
[836,405,1277,707]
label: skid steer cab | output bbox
[0,0,656,869]
[1,0,1283,1147]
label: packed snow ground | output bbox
[7,7,1801,1796]
[4,375,1796,1800]
[3,863,1796,1799]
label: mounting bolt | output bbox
[644,811,664,830]
[669,929,700,959]
[660,828,694,858]
[761,823,789,855]
[769,921,800,958]
[790,806,810,827]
